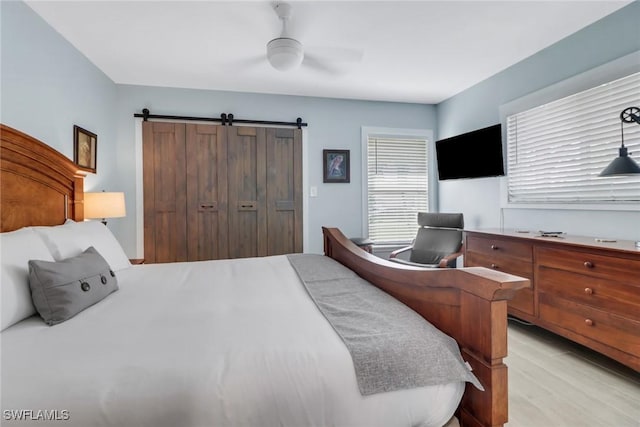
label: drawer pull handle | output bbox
[584,319,594,327]
[584,261,594,269]
[490,244,499,250]
[200,204,215,208]
[490,263,498,269]
[584,287,594,295]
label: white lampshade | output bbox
[84,192,126,224]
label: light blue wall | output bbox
[436,1,640,241]
[114,85,435,255]
[1,1,118,194]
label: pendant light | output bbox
[599,107,640,176]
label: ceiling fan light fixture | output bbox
[267,37,304,71]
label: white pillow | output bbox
[33,221,131,271]
[1,227,55,330]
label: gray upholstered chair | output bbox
[389,212,464,268]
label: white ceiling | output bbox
[26,1,631,104]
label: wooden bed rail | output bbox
[322,227,530,427]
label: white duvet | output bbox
[1,255,463,427]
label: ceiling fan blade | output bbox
[302,54,342,75]
[227,55,266,69]
[305,46,364,63]
[302,47,364,75]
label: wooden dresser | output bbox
[464,229,640,372]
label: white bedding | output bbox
[1,255,463,427]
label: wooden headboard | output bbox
[1,124,85,232]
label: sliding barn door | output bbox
[144,123,228,262]
[226,127,303,258]
[186,124,229,260]
[227,126,267,258]
[143,122,187,263]
[265,128,303,255]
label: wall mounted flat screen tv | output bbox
[435,124,504,180]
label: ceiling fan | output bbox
[266,2,363,73]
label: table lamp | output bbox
[84,191,126,225]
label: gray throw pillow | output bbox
[28,246,119,325]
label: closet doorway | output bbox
[142,122,302,263]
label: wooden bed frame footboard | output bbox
[323,227,530,427]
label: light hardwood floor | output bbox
[506,319,640,427]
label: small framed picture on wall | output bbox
[74,125,97,173]
[323,149,350,183]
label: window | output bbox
[366,134,429,244]
[506,72,640,204]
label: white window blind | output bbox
[507,71,640,204]
[367,136,428,244]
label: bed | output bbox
[0,124,529,427]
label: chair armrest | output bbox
[389,245,413,259]
[388,258,438,268]
[437,250,464,268]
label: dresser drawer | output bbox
[536,247,640,284]
[465,251,534,315]
[539,294,640,357]
[466,235,532,261]
[465,251,532,277]
[538,267,640,320]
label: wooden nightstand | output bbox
[129,258,145,265]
